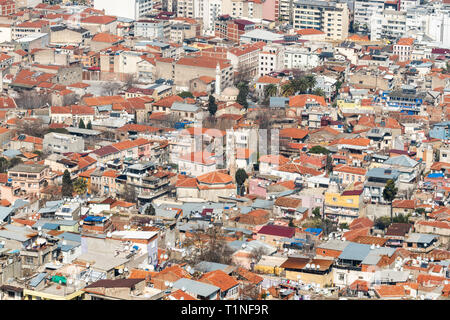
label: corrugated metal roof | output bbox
[338,242,371,261]
[173,278,219,297]
[29,272,47,288]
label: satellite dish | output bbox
[86,263,90,268]
[371,244,375,250]
[107,232,112,238]
[181,286,186,292]
[118,269,123,274]
[124,267,128,272]
[37,226,42,231]
[341,237,346,241]
[164,281,169,287]
[376,244,380,249]
[306,263,311,269]
[180,297,184,300]
[311,264,315,269]
[62,240,67,245]
[164,254,168,260]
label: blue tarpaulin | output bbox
[84,216,106,222]
[427,173,444,178]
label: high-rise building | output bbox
[94,0,153,20]
[354,0,385,31]
[292,0,349,41]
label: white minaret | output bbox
[215,63,221,96]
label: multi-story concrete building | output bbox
[393,37,414,62]
[203,0,222,35]
[258,44,285,77]
[405,3,450,48]
[7,164,50,197]
[369,10,406,41]
[283,46,320,70]
[94,0,153,20]
[135,19,170,40]
[354,0,385,32]
[43,132,85,154]
[292,0,349,41]
[214,16,255,43]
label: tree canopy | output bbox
[235,168,248,195]
[177,91,194,99]
[62,170,73,198]
[207,95,217,116]
[309,145,330,155]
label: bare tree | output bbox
[62,93,80,106]
[249,247,268,266]
[15,91,51,109]
[121,184,137,203]
[16,118,47,138]
[124,74,138,90]
[157,113,182,128]
[183,227,235,266]
[101,82,123,96]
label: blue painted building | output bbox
[382,86,425,114]
[429,121,450,140]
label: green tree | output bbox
[207,95,217,116]
[264,84,278,99]
[0,157,8,173]
[415,207,426,219]
[87,120,92,130]
[237,87,248,109]
[178,91,194,99]
[393,213,411,224]
[235,168,248,196]
[8,157,22,169]
[339,222,349,230]
[312,207,321,219]
[145,203,156,215]
[73,178,87,195]
[304,74,317,93]
[309,145,330,155]
[79,119,86,129]
[312,88,325,97]
[281,78,309,96]
[383,179,398,223]
[62,169,73,198]
[47,127,69,134]
[374,216,391,230]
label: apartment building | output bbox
[135,19,170,40]
[8,164,50,196]
[292,0,349,41]
[203,0,222,35]
[284,46,320,70]
[0,0,15,15]
[369,10,407,41]
[399,0,420,12]
[12,20,50,40]
[405,4,450,48]
[258,44,285,77]
[43,132,85,154]
[215,16,255,43]
[393,37,414,62]
[94,0,153,20]
[354,0,385,31]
